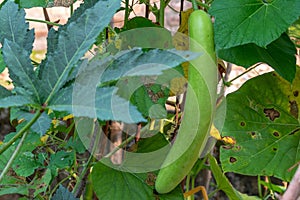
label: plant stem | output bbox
[226,63,260,84]
[159,0,165,26]
[124,0,130,28]
[196,0,209,10]
[191,0,198,10]
[0,130,29,183]
[26,18,61,27]
[258,175,263,198]
[0,111,42,155]
[105,133,136,158]
[185,174,191,200]
[73,120,99,196]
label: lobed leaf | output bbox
[39,0,121,103]
[210,0,300,49]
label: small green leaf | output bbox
[218,33,297,82]
[52,185,79,200]
[220,67,300,181]
[49,150,74,169]
[209,0,300,49]
[13,152,42,177]
[16,110,52,135]
[66,136,86,154]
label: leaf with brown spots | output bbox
[263,108,280,121]
[218,67,300,182]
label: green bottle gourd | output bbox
[155,9,218,194]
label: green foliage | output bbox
[17,0,52,8]
[218,33,296,83]
[289,17,300,42]
[52,185,79,200]
[0,132,42,176]
[11,108,52,135]
[0,2,34,52]
[0,0,299,199]
[220,67,300,181]
[209,155,261,200]
[210,0,299,82]
[210,0,300,49]
[91,158,184,200]
[38,0,121,103]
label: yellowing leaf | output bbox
[40,135,49,144]
[210,124,222,140]
[63,114,73,121]
[177,8,193,35]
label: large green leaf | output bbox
[0,1,34,52]
[99,48,196,84]
[217,33,297,82]
[220,67,300,181]
[92,159,154,200]
[38,0,121,102]
[2,40,42,103]
[209,0,300,49]
[48,86,145,123]
[91,159,183,200]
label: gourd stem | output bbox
[191,0,198,10]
